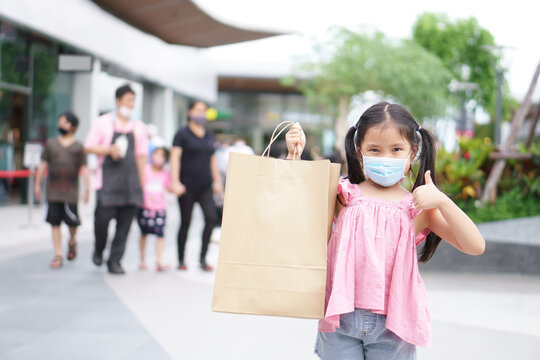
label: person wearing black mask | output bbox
[170,100,223,271]
[35,111,90,268]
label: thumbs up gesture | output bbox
[412,170,446,210]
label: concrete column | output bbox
[142,83,175,144]
[72,58,101,142]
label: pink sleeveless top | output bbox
[318,178,432,347]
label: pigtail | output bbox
[413,127,443,263]
[345,126,365,184]
[412,127,436,189]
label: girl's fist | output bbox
[285,122,305,159]
[412,170,446,210]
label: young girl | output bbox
[138,147,172,272]
[285,102,485,359]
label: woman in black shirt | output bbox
[171,100,223,271]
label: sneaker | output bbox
[139,262,148,270]
[178,262,187,271]
[200,261,213,272]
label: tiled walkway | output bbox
[1,199,539,359]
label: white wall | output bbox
[0,0,217,102]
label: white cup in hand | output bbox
[115,135,128,158]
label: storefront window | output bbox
[0,20,74,204]
[0,24,30,87]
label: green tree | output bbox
[285,27,452,153]
[412,13,505,114]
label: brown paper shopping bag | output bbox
[212,122,341,319]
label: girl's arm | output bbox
[335,194,346,218]
[413,170,485,255]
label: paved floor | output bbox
[1,196,540,359]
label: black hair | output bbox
[188,99,208,111]
[153,146,169,162]
[115,84,135,99]
[344,101,442,263]
[60,111,79,130]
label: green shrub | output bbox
[434,137,540,223]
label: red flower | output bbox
[464,151,471,160]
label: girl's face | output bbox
[152,149,166,168]
[358,123,416,173]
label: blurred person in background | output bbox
[137,146,172,272]
[35,111,89,268]
[228,136,255,157]
[213,136,230,187]
[170,100,223,271]
[211,136,255,232]
[146,123,166,158]
[84,84,148,275]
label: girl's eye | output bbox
[368,149,379,152]
[392,148,403,152]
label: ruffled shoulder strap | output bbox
[406,194,422,218]
[337,177,360,205]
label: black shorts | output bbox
[46,202,81,227]
[137,208,166,237]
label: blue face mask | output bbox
[362,155,408,187]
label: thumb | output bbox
[424,170,433,185]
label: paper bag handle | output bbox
[261,121,299,160]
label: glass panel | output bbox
[0,23,30,87]
[31,42,73,142]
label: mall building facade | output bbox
[0,0,333,204]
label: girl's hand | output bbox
[285,122,306,159]
[172,181,186,197]
[412,170,448,210]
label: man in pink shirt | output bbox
[85,84,148,274]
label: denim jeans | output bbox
[315,309,416,360]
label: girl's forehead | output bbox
[363,124,408,142]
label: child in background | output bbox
[35,111,90,268]
[138,147,172,271]
[285,102,485,359]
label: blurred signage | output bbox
[23,143,42,168]
[58,55,93,72]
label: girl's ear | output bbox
[410,146,419,162]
